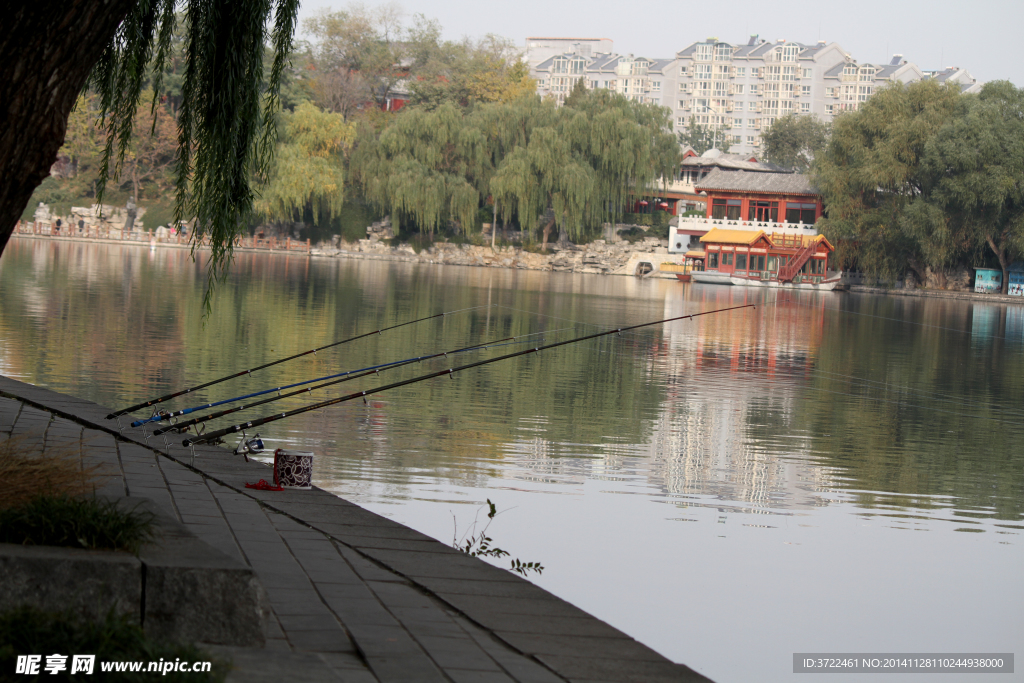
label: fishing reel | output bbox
[234,432,265,460]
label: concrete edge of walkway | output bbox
[0,375,714,683]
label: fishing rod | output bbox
[151,333,545,436]
[182,303,755,448]
[141,328,563,430]
[106,304,491,420]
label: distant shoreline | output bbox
[12,232,1023,305]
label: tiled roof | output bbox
[695,168,819,195]
[700,228,773,246]
[682,154,789,173]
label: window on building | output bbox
[732,134,742,144]
[735,253,748,270]
[711,198,741,220]
[802,68,813,78]
[801,102,810,112]
[801,85,811,95]
[676,117,686,126]
[679,99,687,109]
[552,57,568,74]
[734,84,745,94]
[715,44,732,60]
[679,65,689,75]
[571,58,586,74]
[825,104,834,115]
[783,44,799,61]
[785,202,818,224]
[695,63,712,78]
[825,87,836,97]
[537,79,547,87]
[748,118,756,127]
[749,84,759,94]
[783,65,796,81]
[695,44,713,61]
[709,252,719,269]
[748,200,778,222]
[765,65,781,81]
[651,81,661,91]
[751,254,765,271]
[747,135,756,144]
[723,252,734,266]
[734,118,743,127]
[590,80,598,89]
[735,67,746,77]
[714,81,728,96]
[605,80,614,88]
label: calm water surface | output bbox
[1,238,1021,683]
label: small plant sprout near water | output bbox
[452,499,544,577]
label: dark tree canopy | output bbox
[760,113,829,172]
[814,79,1024,292]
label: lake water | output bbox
[1,238,1021,683]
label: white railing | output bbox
[668,216,820,253]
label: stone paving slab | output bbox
[0,375,714,683]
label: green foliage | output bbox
[677,115,731,154]
[0,606,228,682]
[353,103,487,234]
[917,81,1024,291]
[761,113,830,171]
[490,90,680,247]
[815,80,1024,290]
[88,0,301,314]
[257,102,353,224]
[0,495,155,554]
[453,499,544,576]
[813,80,964,281]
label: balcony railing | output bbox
[668,216,821,253]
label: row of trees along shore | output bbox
[12,2,1023,296]
[28,6,679,263]
[761,80,1024,294]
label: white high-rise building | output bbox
[526,35,983,157]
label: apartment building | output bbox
[532,49,673,105]
[527,36,982,157]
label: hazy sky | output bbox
[298,0,1022,86]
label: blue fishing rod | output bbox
[106,304,491,420]
[149,332,554,436]
[182,303,756,448]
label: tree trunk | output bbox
[0,1,135,253]
[491,200,497,251]
[986,234,1010,295]
[906,257,927,288]
[540,216,555,253]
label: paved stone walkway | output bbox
[0,375,712,683]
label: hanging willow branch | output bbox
[89,0,300,315]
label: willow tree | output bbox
[351,103,489,234]
[257,102,354,225]
[2,0,299,311]
[813,80,963,282]
[491,89,679,250]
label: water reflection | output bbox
[1,238,1021,683]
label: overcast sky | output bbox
[298,0,1022,86]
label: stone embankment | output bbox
[0,376,713,682]
[313,221,679,278]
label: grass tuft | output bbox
[0,434,104,509]
[0,495,155,554]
